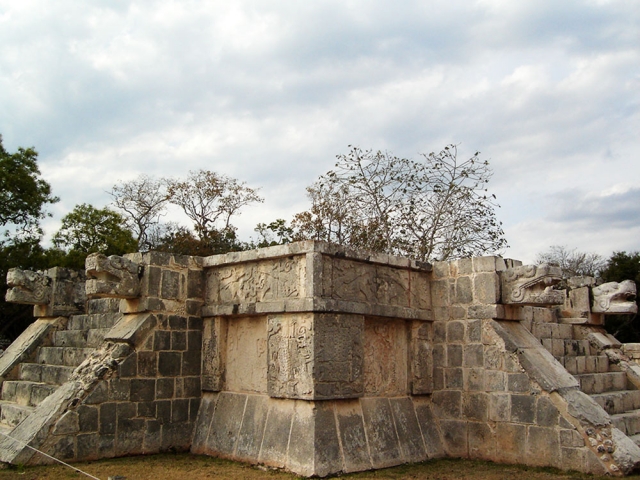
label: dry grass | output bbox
[2,454,638,480]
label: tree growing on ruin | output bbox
[292,145,507,262]
[109,174,170,251]
[166,169,263,245]
[535,245,606,278]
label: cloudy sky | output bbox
[1,0,638,264]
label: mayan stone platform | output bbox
[2,241,640,476]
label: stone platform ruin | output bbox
[1,241,640,476]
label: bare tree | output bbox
[536,245,606,278]
[292,145,507,262]
[166,170,263,241]
[109,175,170,251]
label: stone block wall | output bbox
[427,256,638,475]
[4,242,640,476]
[35,312,203,462]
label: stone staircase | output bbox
[0,301,121,439]
[533,319,640,445]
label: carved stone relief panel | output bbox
[314,314,364,398]
[363,317,408,396]
[409,271,431,310]
[410,321,433,395]
[206,257,304,305]
[374,265,409,307]
[327,258,376,303]
[267,313,314,399]
[202,317,227,391]
[225,316,268,394]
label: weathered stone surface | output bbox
[6,267,86,317]
[86,253,142,299]
[335,400,373,472]
[361,397,402,468]
[592,281,637,314]
[5,268,51,305]
[5,240,640,477]
[364,317,406,396]
[500,263,564,305]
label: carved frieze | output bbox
[208,257,303,305]
[85,253,142,299]
[500,264,564,306]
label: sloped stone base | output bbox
[191,392,445,477]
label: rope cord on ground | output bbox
[0,431,101,480]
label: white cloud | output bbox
[0,0,638,261]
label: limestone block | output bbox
[473,272,500,304]
[410,321,433,394]
[314,314,364,398]
[5,268,51,305]
[611,427,640,474]
[335,400,373,472]
[201,317,227,391]
[526,426,561,467]
[360,397,403,468]
[565,287,591,319]
[592,280,637,315]
[389,397,427,462]
[267,313,364,399]
[468,421,494,459]
[440,419,468,457]
[6,267,86,317]
[226,316,267,394]
[500,264,564,306]
[363,317,407,396]
[207,256,304,305]
[85,253,141,299]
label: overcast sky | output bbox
[1,0,638,264]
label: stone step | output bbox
[591,390,640,415]
[53,328,110,348]
[66,313,120,331]
[611,410,640,437]
[541,338,597,359]
[19,363,74,385]
[532,322,574,340]
[86,298,121,314]
[0,401,34,429]
[575,372,629,394]
[1,380,57,407]
[36,346,94,367]
[562,355,611,375]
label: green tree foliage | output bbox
[0,136,58,342]
[0,135,58,239]
[254,219,294,248]
[535,245,606,278]
[52,204,137,268]
[601,251,640,343]
[152,223,247,257]
[292,145,507,262]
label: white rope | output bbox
[0,431,102,480]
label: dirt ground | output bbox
[1,454,639,480]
